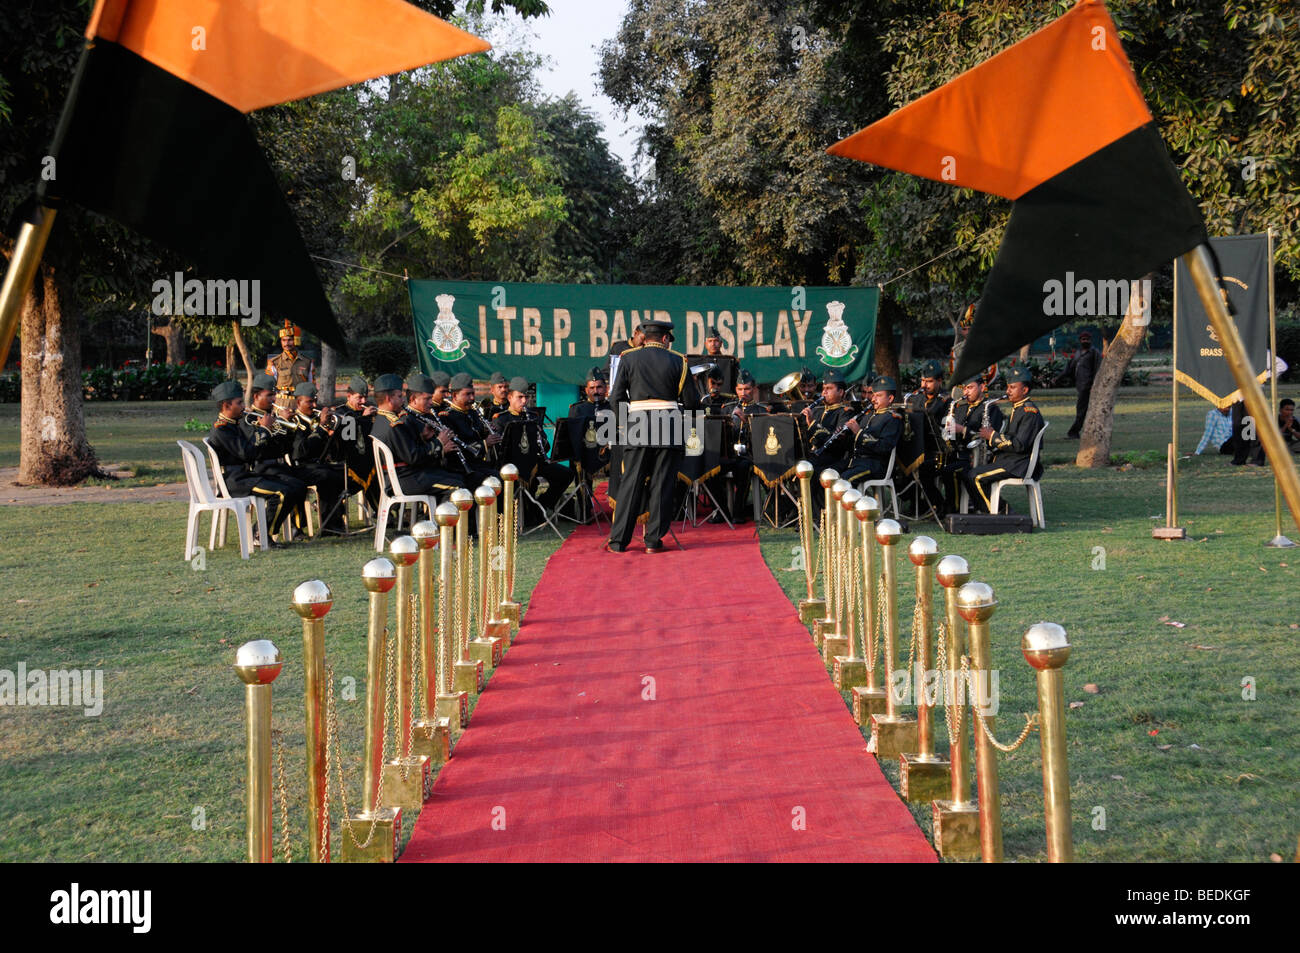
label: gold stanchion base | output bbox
[813,618,835,649]
[499,601,520,636]
[484,619,511,642]
[436,692,468,738]
[852,686,888,724]
[339,807,402,863]
[1152,527,1187,540]
[382,756,431,811]
[870,714,918,760]
[932,800,980,860]
[899,753,951,802]
[470,636,503,671]
[799,598,826,625]
[821,634,848,662]
[833,657,867,690]
[454,659,484,696]
[412,718,452,765]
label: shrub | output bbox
[358,336,417,382]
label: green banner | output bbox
[409,280,877,388]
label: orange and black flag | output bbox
[828,0,1207,386]
[36,0,489,352]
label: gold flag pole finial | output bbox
[0,206,58,370]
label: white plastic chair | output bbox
[856,447,899,519]
[201,439,273,551]
[990,421,1049,528]
[371,436,436,552]
[178,440,264,560]
[283,453,320,538]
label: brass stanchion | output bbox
[931,555,978,859]
[433,503,468,738]
[795,461,826,624]
[471,484,507,670]
[450,488,483,698]
[410,522,451,765]
[235,639,283,863]
[1022,623,1074,863]
[830,488,863,685]
[382,536,430,813]
[341,558,401,862]
[292,579,333,864]
[900,536,950,801]
[498,465,521,635]
[851,495,887,721]
[812,469,840,648]
[821,480,854,661]
[957,580,1003,863]
[870,519,917,759]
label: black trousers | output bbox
[1068,386,1093,437]
[293,462,347,531]
[521,459,571,523]
[609,445,683,548]
[964,459,1033,513]
[227,471,307,534]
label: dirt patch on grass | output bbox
[0,467,186,505]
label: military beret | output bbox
[404,373,434,395]
[508,376,530,394]
[374,373,404,392]
[489,371,507,385]
[800,366,817,380]
[737,369,756,386]
[872,376,898,393]
[586,366,606,383]
[822,369,847,386]
[919,360,944,379]
[1006,366,1033,385]
[449,372,474,391]
[705,326,721,340]
[251,372,276,392]
[293,382,318,398]
[347,376,369,396]
[211,380,242,402]
[960,372,985,386]
[429,370,451,389]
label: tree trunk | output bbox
[1075,279,1149,468]
[318,340,338,406]
[225,344,236,379]
[1018,343,1031,363]
[873,297,899,381]
[231,320,255,403]
[898,316,913,366]
[151,320,186,365]
[17,264,102,485]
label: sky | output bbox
[487,1,644,176]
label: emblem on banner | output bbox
[426,293,471,361]
[816,300,858,368]
[519,426,530,453]
[583,420,597,448]
[685,427,702,456]
[764,426,781,456]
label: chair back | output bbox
[200,437,238,499]
[371,435,401,497]
[1026,420,1049,479]
[178,440,217,504]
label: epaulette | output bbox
[1024,405,1040,414]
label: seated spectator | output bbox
[1278,399,1300,453]
[1194,405,1232,455]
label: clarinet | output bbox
[473,402,502,463]
[526,408,552,458]
[410,408,471,474]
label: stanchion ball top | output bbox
[235,640,283,685]
[450,488,475,511]
[796,460,814,479]
[1022,622,1071,670]
[475,485,498,506]
[389,535,420,565]
[499,464,519,482]
[410,521,438,547]
[819,469,840,488]
[956,581,997,622]
[875,518,902,544]
[908,535,939,565]
[484,476,503,493]
[435,502,461,527]
[831,479,851,500]
[361,557,397,593]
[935,555,971,588]
[853,495,879,521]
[291,580,334,619]
[840,488,862,510]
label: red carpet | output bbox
[400,517,936,863]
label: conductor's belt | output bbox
[628,399,677,411]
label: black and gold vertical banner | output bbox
[1174,234,1271,408]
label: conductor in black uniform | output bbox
[606,319,700,553]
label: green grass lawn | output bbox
[0,385,1296,861]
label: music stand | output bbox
[675,416,733,529]
[749,413,806,530]
[552,415,608,528]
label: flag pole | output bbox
[1154,266,1185,539]
[1264,227,1294,548]
[1182,244,1300,533]
[0,205,58,370]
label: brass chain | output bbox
[271,727,291,863]
[869,574,886,674]
[387,617,417,781]
[815,505,827,599]
[960,653,1039,753]
[937,620,965,748]
[906,597,921,688]
[844,538,858,657]
[464,535,475,655]
[325,627,394,850]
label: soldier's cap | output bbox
[586,366,606,383]
[638,318,674,332]
[251,372,276,392]
[404,373,435,395]
[374,373,404,392]
[489,371,507,385]
[211,380,242,402]
[737,369,756,386]
[919,359,944,379]
[429,370,451,389]
[347,377,369,396]
[508,376,530,395]
[800,365,817,380]
[1006,366,1033,385]
[822,369,847,386]
[294,382,318,399]
[705,326,721,340]
[872,375,898,393]
[449,372,474,391]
